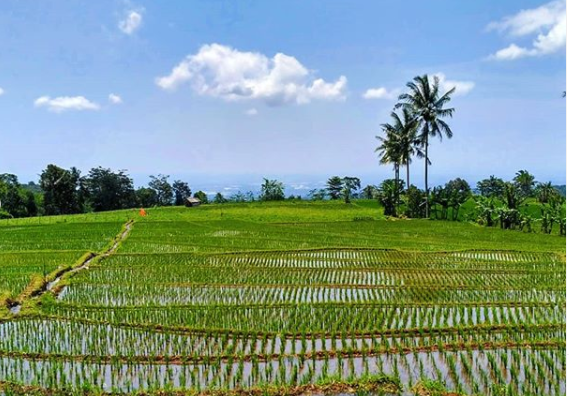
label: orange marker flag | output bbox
[139,208,147,217]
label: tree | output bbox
[377,179,404,217]
[397,74,455,218]
[83,167,136,212]
[513,170,536,199]
[193,190,209,203]
[308,188,327,201]
[213,192,227,204]
[40,165,83,215]
[405,185,424,218]
[136,187,158,207]
[0,174,29,218]
[148,175,173,206]
[375,127,401,200]
[476,176,505,200]
[361,185,378,200]
[260,179,285,201]
[172,180,192,206]
[342,177,361,203]
[445,178,471,221]
[535,182,559,204]
[326,176,343,200]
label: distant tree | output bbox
[378,179,404,217]
[245,191,256,202]
[193,190,209,203]
[0,174,29,217]
[21,181,42,194]
[535,182,559,204]
[445,178,471,221]
[376,109,420,193]
[342,176,361,203]
[476,176,505,200]
[405,185,424,218]
[260,179,285,201]
[172,180,192,206]
[230,192,247,203]
[513,170,536,199]
[213,192,227,204]
[24,190,38,217]
[40,165,83,215]
[136,187,158,207]
[308,188,327,201]
[148,174,173,206]
[83,167,136,212]
[326,176,343,200]
[361,185,378,200]
[396,74,455,218]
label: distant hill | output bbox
[553,185,566,197]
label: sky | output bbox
[0,0,566,193]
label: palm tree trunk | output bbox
[395,164,400,214]
[406,163,410,191]
[424,136,429,218]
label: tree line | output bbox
[0,165,210,219]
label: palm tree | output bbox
[396,74,455,218]
[396,109,421,190]
[375,123,401,203]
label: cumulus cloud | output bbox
[363,74,474,100]
[119,10,143,35]
[487,0,566,60]
[34,96,100,113]
[156,43,347,106]
[362,87,400,100]
[245,108,258,116]
[108,93,123,104]
[432,73,475,96]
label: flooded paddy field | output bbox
[0,214,565,395]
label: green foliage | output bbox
[193,190,209,204]
[172,180,192,206]
[39,164,84,216]
[405,185,424,218]
[148,174,173,206]
[476,175,505,200]
[378,179,404,216]
[213,192,227,204]
[326,176,343,200]
[260,179,285,201]
[341,176,361,203]
[83,167,136,212]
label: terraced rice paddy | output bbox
[0,203,565,395]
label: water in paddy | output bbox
[0,348,564,395]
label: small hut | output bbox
[185,197,202,207]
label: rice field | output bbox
[0,202,565,395]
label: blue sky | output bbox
[0,0,565,192]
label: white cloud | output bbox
[108,93,123,104]
[118,10,143,35]
[432,73,475,96]
[156,43,347,106]
[0,88,4,96]
[362,87,400,100]
[364,74,474,100]
[245,108,258,116]
[34,96,100,113]
[487,0,566,60]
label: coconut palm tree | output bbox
[375,122,401,203]
[395,109,421,190]
[396,74,455,218]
